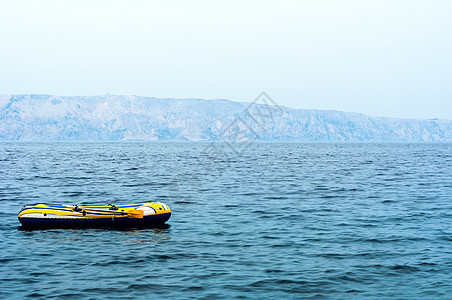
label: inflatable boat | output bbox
[18,202,171,229]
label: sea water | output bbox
[0,142,451,299]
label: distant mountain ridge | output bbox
[0,94,450,141]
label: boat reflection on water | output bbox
[122,225,172,244]
[18,224,172,244]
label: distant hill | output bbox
[0,94,450,141]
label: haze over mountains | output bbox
[0,94,450,142]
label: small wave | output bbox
[173,200,196,204]
[382,199,395,203]
[389,264,420,273]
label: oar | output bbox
[76,207,144,219]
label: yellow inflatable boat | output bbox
[18,202,171,229]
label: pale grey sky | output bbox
[0,0,451,119]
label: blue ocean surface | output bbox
[0,142,451,299]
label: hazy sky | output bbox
[0,0,451,119]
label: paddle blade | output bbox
[127,209,144,219]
